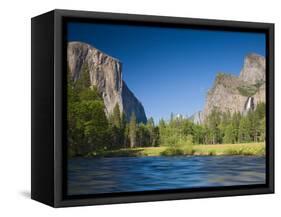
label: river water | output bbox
[68,156,265,195]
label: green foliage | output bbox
[88,142,264,157]
[110,104,122,128]
[225,144,265,156]
[259,117,266,141]
[238,116,252,142]
[237,78,264,98]
[129,113,137,148]
[146,118,156,146]
[255,102,266,119]
[78,101,109,150]
[126,116,160,148]
[206,107,222,144]
[161,147,184,156]
[152,126,160,146]
[248,110,259,142]
[231,112,242,143]
[156,102,265,150]
[67,63,266,157]
[201,103,265,145]
[75,63,91,91]
[123,123,130,148]
[137,123,151,147]
[237,84,258,97]
[182,144,195,155]
[192,124,205,144]
[67,81,109,156]
[78,87,102,102]
[107,104,126,149]
[223,124,235,144]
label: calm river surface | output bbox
[68,156,265,195]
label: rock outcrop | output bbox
[67,41,147,123]
[201,53,266,122]
[240,53,265,84]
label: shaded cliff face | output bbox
[122,83,147,123]
[202,53,266,121]
[67,41,147,123]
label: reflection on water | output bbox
[67,156,265,195]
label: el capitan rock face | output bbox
[67,41,147,123]
[201,53,266,122]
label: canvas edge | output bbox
[31,10,55,207]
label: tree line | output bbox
[67,66,266,157]
[158,104,265,148]
[67,82,160,156]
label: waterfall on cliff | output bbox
[244,96,254,113]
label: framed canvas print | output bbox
[31,9,274,207]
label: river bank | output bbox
[85,142,265,157]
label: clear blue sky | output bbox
[67,22,266,122]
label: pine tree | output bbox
[158,118,166,146]
[137,123,150,147]
[223,124,235,144]
[152,126,160,146]
[75,63,91,91]
[129,112,137,148]
[112,104,121,128]
[108,104,126,149]
[248,110,259,142]
[232,112,241,143]
[255,102,266,119]
[123,123,130,148]
[146,117,155,146]
[192,124,204,144]
[259,117,266,141]
[207,107,222,144]
[238,116,251,142]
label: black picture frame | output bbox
[31,9,274,207]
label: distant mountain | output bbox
[192,53,265,124]
[189,111,203,125]
[67,41,147,123]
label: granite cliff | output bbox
[67,41,147,123]
[200,53,266,123]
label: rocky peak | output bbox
[239,53,265,84]
[67,41,147,123]
[200,53,266,122]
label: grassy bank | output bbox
[86,142,265,157]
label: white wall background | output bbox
[0,0,279,216]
